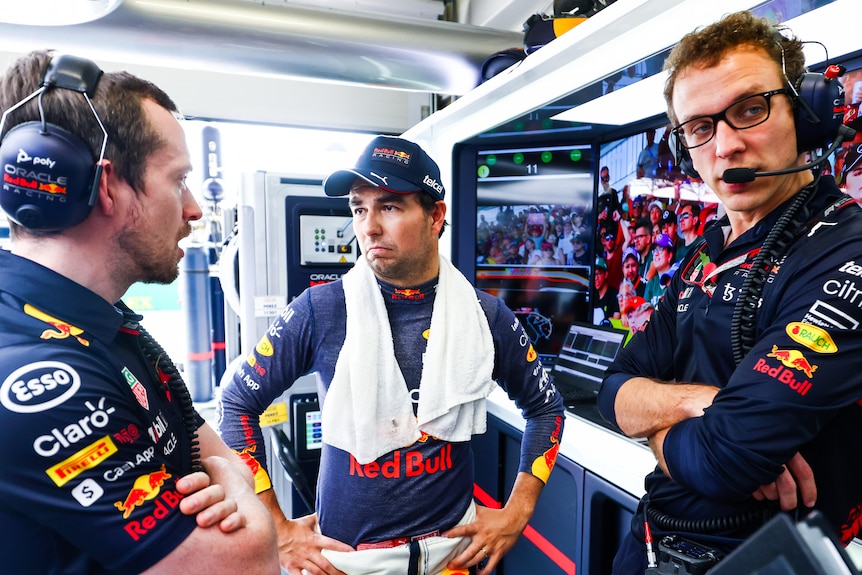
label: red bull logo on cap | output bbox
[373,147,411,164]
[114,465,172,519]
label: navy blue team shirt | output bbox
[219,274,565,548]
[0,248,204,574]
[599,176,862,562]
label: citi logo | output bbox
[423,175,443,194]
[16,148,56,169]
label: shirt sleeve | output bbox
[481,294,565,483]
[664,231,862,499]
[218,290,316,484]
[597,280,680,427]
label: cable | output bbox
[136,321,203,473]
[647,503,778,535]
[730,171,819,364]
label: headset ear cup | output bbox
[0,122,97,230]
[794,72,845,153]
[669,129,701,179]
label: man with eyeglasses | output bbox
[630,218,654,281]
[598,11,862,574]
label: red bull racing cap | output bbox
[323,135,445,201]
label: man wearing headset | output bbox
[598,11,862,574]
[0,50,278,574]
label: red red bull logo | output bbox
[753,356,813,396]
[114,465,172,519]
[235,445,271,493]
[766,345,818,378]
[38,181,67,195]
[531,416,562,483]
[123,488,184,541]
[392,288,424,300]
[236,445,261,476]
[349,444,453,478]
[531,440,560,483]
[24,304,90,347]
[840,502,862,546]
[372,147,411,164]
[4,173,67,195]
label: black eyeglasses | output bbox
[672,88,792,150]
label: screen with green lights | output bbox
[474,144,594,365]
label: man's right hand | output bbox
[752,451,817,511]
[275,513,353,575]
[258,488,353,575]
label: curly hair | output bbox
[663,11,806,124]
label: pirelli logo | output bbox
[46,435,118,487]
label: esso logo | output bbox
[0,361,81,413]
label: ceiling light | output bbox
[551,70,669,126]
[0,0,121,26]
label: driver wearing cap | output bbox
[219,135,565,575]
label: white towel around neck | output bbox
[321,255,496,464]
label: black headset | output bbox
[0,54,106,230]
[671,64,847,180]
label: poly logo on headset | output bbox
[16,147,57,169]
[4,146,69,196]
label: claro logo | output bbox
[0,361,81,413]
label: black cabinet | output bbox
[474,413,642,575]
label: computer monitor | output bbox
[709,511,860,575]
[469,143,595,365]
[551,321,627,405]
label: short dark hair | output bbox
[680,202,701,218]
[635,217,652,234]
[416,190,448,238]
